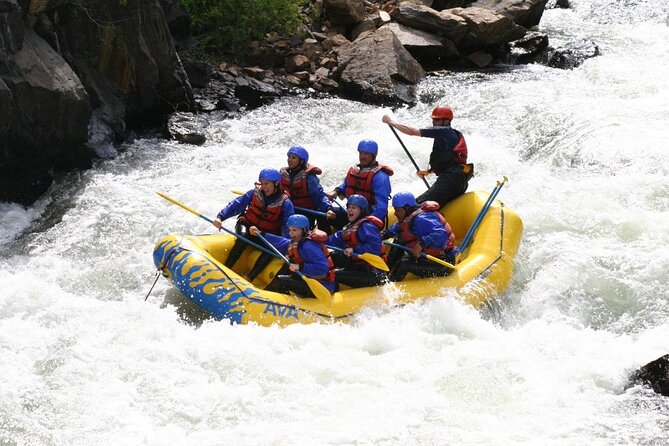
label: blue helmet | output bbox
[392,191,416,208]
[287,145,309,164]
[346,194,369,212]
[258,168,281,183]
[357,139,378,155]
[287,214,310,230]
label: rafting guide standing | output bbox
[383,106,474,208]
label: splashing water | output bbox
[1,1,669,444]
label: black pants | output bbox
[224,222,275,280]
[268,275,322,298]
[311,214,336,235]
[388,257,454,282]
[335,268,387,288]
[330,252,387,288]
[416,171,468,208]
[328,207,350,232]
[384,246,406,270]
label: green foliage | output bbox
[180,0,308,56]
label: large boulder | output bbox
[504,31,549,64]
[626,354,669,397]
[0,0,23,58]
[538,38,600,69]
[454,6,526,48]
[383,22,459,68]
[323,0,366,25]
[391,1,469,44]
[55,0,193,129]
[0,28,91,204]
[470,0,549,29]
[335,27,425,104]
[0,0,194,204]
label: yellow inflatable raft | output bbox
[152,189,523,326]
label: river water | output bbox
[2,1,669,444]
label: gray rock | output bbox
[466,50,493,67]
[470,0,548,29]
[392,1,469,44]
[167,112,208,145]
[56,0,194,127]
[626,354,669,397]
[453,7,526,48]
[539,38,600,69]
[0,0,195,205]
[336,27,425,104]
[0,3,24,57]
[234,76,280,109]
[1,28,91,165]
[323,0,366,25]
[505,31,549,64]
[183,60,214,88]
[384,22,459,68]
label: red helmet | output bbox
[431,105,453,120]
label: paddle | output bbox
[383,241,455,269]
[325,245,389,272]
[387,125,431,189]
[254,233,333,303]
[456,176,508,261]
[331,198,346,210]
[230,189,328,218]
[155,192,260,300]
[156,192,276,257]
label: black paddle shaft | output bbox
[388,125,431,189]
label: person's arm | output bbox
[370,172,391,221]
[307,174,332,212]
[215,190,253,227]
[300,241,330,279]
[326,231,345,250]
[261,232,290,255]
[326,178,346,201]
[383,222,399,239]
[280,198,295,237]
[414,214,447,250]
[382,115,421,136]
[355,222,383,256]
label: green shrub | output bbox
[180,0,308,57]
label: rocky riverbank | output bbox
[0,0,599,205]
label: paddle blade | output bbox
[424,254,455,269]
[157,192,214,225]
[300,274,332,303]
[357,253,390,272]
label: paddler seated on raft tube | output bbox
[213,168,294,281]
[382,105,474,208]
[250,214,336,298]
[280,145,337,234]
[383,191,457,282]
[325,139,393,231]
[326,194,387,288]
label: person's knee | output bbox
[389,262,409,282]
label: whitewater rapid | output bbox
[2,1,669,444]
